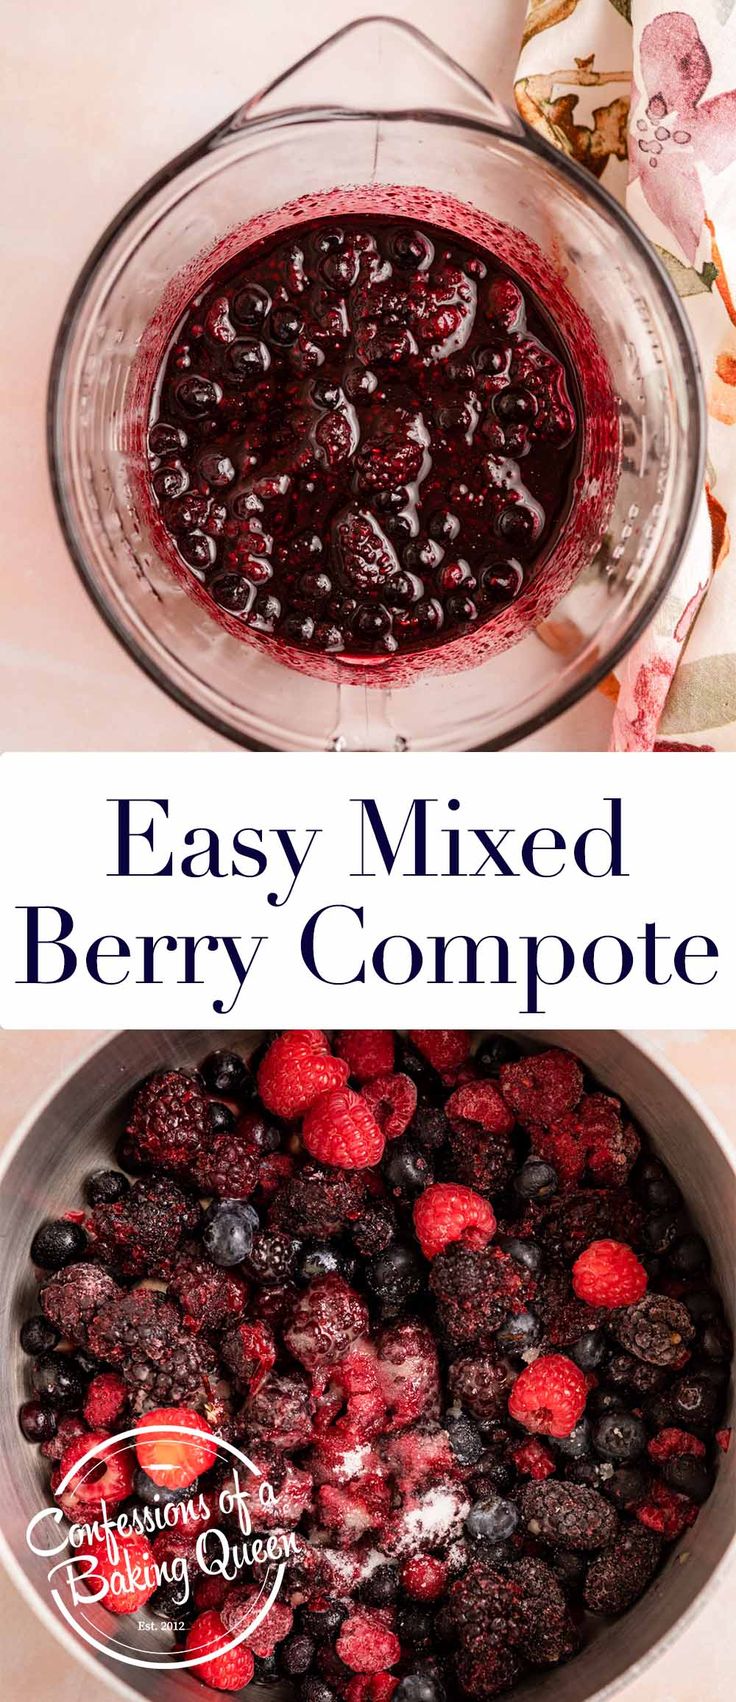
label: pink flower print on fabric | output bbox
[630,11,736,264]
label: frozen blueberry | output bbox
[383,1139,433,1198]
[496,1309,541,1355]
[602,1465,648,1510]
[149,1585,195,1624]
[31,1354,84,1409]
[663,1456,715,1503]
[555,1419,592,1460]
[571,1328,609,1372]
[30,1219,87,1270]
[209,1101,236,1134]
[200,1052,249,1095]
[592,1412,647,1462]
[495,1235,543,1277]
[299,1599,346,1643]
[279,1634,315,1678]
[84,1170,130,1207]
[465,1495,519,1543]
[366,1242,423,1311]
[394,1678,445,1702]
[473,1035,520,1075]
[20,1315,59,1356]
[298,1243,355,1284]
[202,1199,259,1266]
[19,1400,58,1443]
[668,1234,708,1275]
[515,1159,558,1201]
[135,1468,192,1508]
[360,1563,398,1607]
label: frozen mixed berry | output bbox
[413,1183,496,1260]
[148,217,579,666]
[409,1031,472,1076]
[40,1262,121,1345]
[612,1294,695,1365]
[271,1161,366,1239]
[88,1288,216,1414]
[572,1239,648,1308]
[499,1048,583,1127]
[194,1133,259,1200]
[202,1199,259,1267]
[519,1480,617,1550]
[83,1169,130,1206]
[430,1244,525,1346]
[284,1274,369,1370]
[185,1610,255,1691]
[19,1314,59,1356]
[200,1048,251,1098]
[583,1524,662,1615]
[125,1069,211,1173]
[83,1370,128,1428]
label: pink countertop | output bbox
[0,0,615,755]
[0,1026,734,1699]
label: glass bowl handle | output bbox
[218,15,524,139]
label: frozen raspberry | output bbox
[235,1444,313,1529]
[337,1609,401,1673]
[717,1428,731,1452]
[612,1294,695,1365]
[360,1073,417,1139]
[315,1341,388,1440]
[318,1477,391,1547]
[271,1162,367,1239]
[52,1429,135,1516]
[377,1320,441,1430]
[413,1183,496,1260]
[194,1133,258,1199]
[135,1404,217,1488]
[83,1371,127,1429]
[40,1413,88,1461]
[243,1370,315,1451]
[635,1480,698,1539]
[648,1427,706,1462]
[346,1676,397,1702]
[409,1031,471,1076]
[519,1481,617,1550]
[303,1089,385,1169]
[168,1246,249,1331]
[284,1275,369,1370]
[539,1187,644,1261]
[499,1049,583,1127]
[584,1524,662,1615]
[337,1031,396,1081]
[448,1121,515,1196]
[125,1069,210,1173]
[221,1588,294,1656]
[512,1438,556,1479]
[185,1610,255,1691]
[575,1094,640,1185]
[86,1175,200,1278]
[40,1263,120,1346]
[85,1526,157,1615]
[384,1420,454,1490]
[572,1240,648,1309]
[310,1433,383,1488]
[88,1289,215,1414]
[258,1032,348,1120]
[531,1122,586,1189]
[445,1079,515,1137]
[449,1354,515,1420]
[508,1354,588,1439]
[430,1245,525,1347]
[400,1555,448,1599]
[221,1319,276,1391]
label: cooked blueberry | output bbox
[30,1219,87,1270]
[269,307,302,346]
[225,339,270,383]
[202,1199,259,1266]
[175,376,220,417]
[232,284,270,327]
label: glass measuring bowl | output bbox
[48,17,704,750]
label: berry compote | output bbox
[147,217,580,664]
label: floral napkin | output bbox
[515,0,736,749]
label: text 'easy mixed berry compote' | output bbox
[20,1033,731,1697]
[147,216,580,672]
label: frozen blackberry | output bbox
[446,1409,484,1467]
[430,1244,524,1346]
[200,1049,250,1097]
[125,1069,211,1174]
[612,1294,695,1366]
[584,1524,662,1614]
[243,1371,314,1451]
[87,1175,200,1278]
[270,1163,366,1239]
[519,1481,618,1550]
[411,1106,450,1151]
[245,1229,302,1285]
[40,1262,121,1347]
[87,1288,215,1414]
[194,1134,258,1199]
[448,1354,515,1420]
[30,1219,87,1271]
[350,1200,398,1258]
[510,1556,579,1665]
[168,1245,249,1329]
[84,1170,130,1206]
[448,1124,515,1196]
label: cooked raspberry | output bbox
[336,1609,401,1673]
[584,1524,662,1615]
[572,1240,648,1308]
[135,1405,217,1487]
[243,1370,315,1450]
[377,1321,441,1430]
[88,1289,215,1414]
[360,1073,417,1139]
[83,1371,128,1429]
[647,1427,706,1462]
[510,1557,580,1665]
[258,1032,348,1120]
[185,1609,255,1691]
[125,1069,210,1172]
[445,1079,516,1137]
[40,1263,121,1346]
[400,1554,448,1599]
[512,1438,556,1479]
[635,1480,698,1539]
[508,1354,588,1439]
[303,1088,385,1169]
[430,1245,525,1347]
[221,1319,276,1392]
[449,1354,515,1420]
[384,1420,454,1490]
[499,1048,583,1127]
[612,1294,695,1365]
[85,1526,157,1615]
[221,1588,294,1656]
[336,1031,396,1082]
[52,1429,135,1516]
[519,1480,617,1550]
[87,1176,200,1278]
[413,1183,496,1260]
[168,1246,249,1331]
[271,1162,367,1238]
[194,1133,258,1199]
[41,1413,88,1461]
[284,1275,369,1370]
[409,1031,472,1076]
[318,1477,391,1547]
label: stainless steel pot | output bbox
[0,1031,733,1702]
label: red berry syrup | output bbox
[147,216,580,664]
